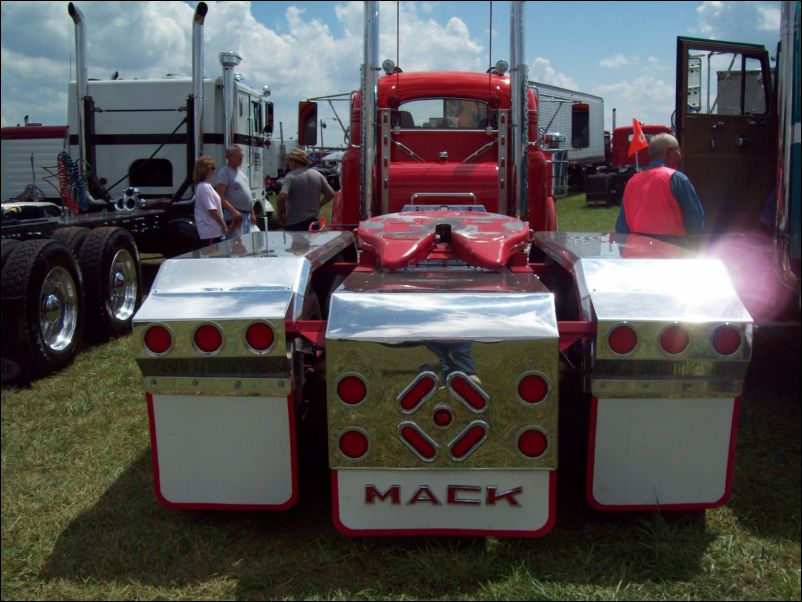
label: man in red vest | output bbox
[615,133,704,236]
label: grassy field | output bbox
[2,193,800,600]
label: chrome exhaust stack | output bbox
[361,1,379,219]
[220,51,243,151]
[510,1,528,220]
[67,2,88,167]
[192,2,208,158]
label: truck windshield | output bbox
[396,98,495,130]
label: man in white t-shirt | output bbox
[214,145,256,235]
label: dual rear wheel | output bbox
[1,227,142,381]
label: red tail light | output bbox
[518,373,549,404]
[449,374,488,411]
[398,373,437,412]
[608,324,637,355]
[433,407,453,427]
[400,424,437,460]
[144,325,172,354]
[660,324,689,355]
[518,429,548,458]
[337,375,367,405]
[712,325,741,356]
[194,324,223,354]
[450,422,488,460]
[339,429,369,459]
[246,322,275,352]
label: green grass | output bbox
[555,192,620,233]
[2,194,800,600]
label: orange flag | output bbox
[628,119,648,157]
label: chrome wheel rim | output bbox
[108,249,138,321]
[39,266,78,352]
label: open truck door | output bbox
[675,37,776,233]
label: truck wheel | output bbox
[51,227,91,255]
[78,227,142,341]
[1,238,21,270]
[1,239,85,379]
[163,218,200,257]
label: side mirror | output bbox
[298,101,318,146]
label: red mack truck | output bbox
[132,2,754,537]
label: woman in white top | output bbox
[193,155,227,245]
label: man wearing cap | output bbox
[277,148,336,231]
[214,144,256,235]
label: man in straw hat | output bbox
[277,148,335,231]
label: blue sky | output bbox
[1,1,782,141]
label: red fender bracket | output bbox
[286,320,327,348]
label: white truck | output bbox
[1,1,274,382]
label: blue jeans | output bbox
[223,209,253,238]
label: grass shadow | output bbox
[728,323,801,540]
[42,438,716,600]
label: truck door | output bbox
[675,37,776,233]
[247,94,265,192]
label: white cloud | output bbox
[693,1,781,48]
[1,0,490,135]
[594,75,676,129]
[529,57,578,91]
[600,54,636,69]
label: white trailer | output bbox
[532,82,605,192]
[0,125,68,203]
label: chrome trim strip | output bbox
[143,376,291,396]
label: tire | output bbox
[1,238,21,270]
[1,238,85,380]
[78,227,142,341]
[51,227,91,256]
[163,218,200,257]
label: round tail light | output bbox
[337,375,367,405]
[144,325,172,354]
[608,324,637,355]
[712,325,741,356]
[246,322,275,352]
[518,373,549,404]
[518,429,548,458]
[339,429,368,459]
[194,324,223,354]
[660,325,689,355]
[433,407,453,428]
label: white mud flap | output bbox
[587,396,739,509]
[332,468,555,536]
[147,393,297,509]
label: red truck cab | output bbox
[303,71,556,233]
